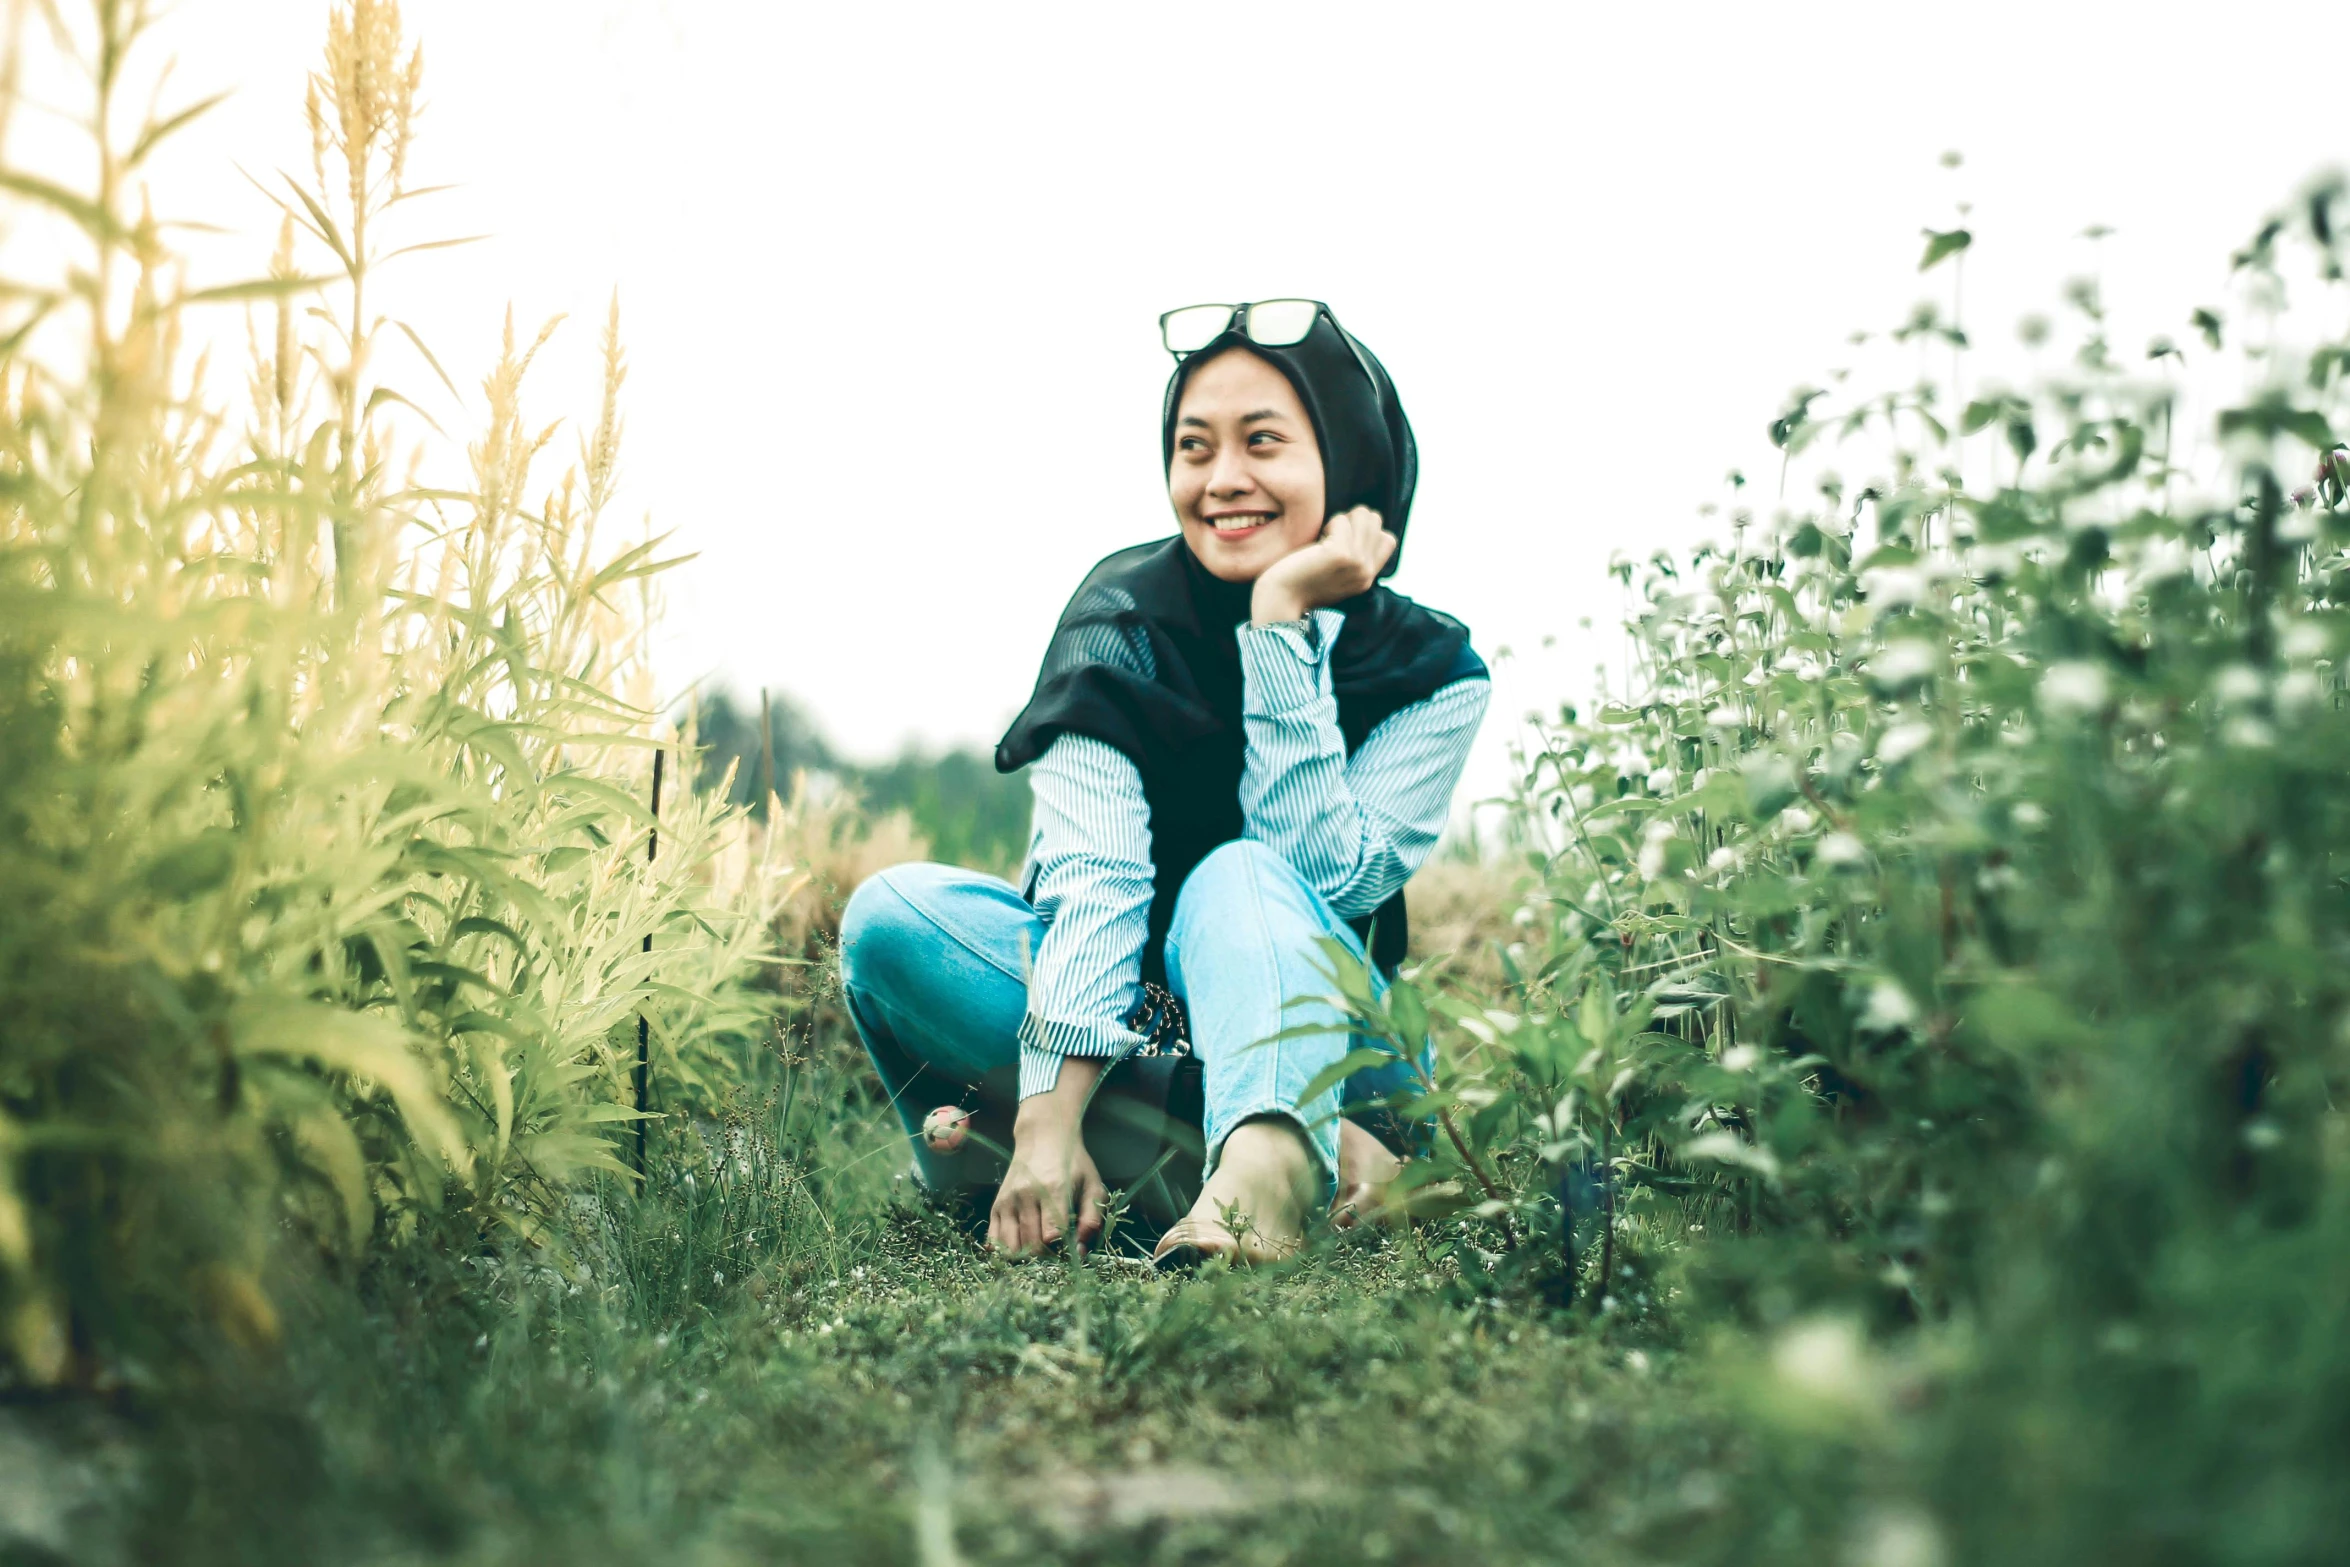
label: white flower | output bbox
[1720,1044,1760,1072]
[2224,717,2276,749]
[2276,668,2324,715]
[1772,1317,1875,1409]
[2012,802,2047,829]
[1870,640,1938,688]
[2127,535,2192,588]
[1861,981,1918,1031]
[1781,805,1816,835]
[1971,542,2026,579]
[1852,1508,1949,1567]
[1860,565,1929,610]
[2212,664,2264,706]
[1817,831,1867,867]
[1637,818,1675,880]
[1647,766,1676,794]
[1706,705,1743,728]
[1875,722,1935,767]
[2038,661,2109,717]
[1707,846,1738,874]
[2281,621,2331,661]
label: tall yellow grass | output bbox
[0,0,786,1385]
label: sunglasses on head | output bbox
[1158,298,1332,358]
[1159,298,1385,394]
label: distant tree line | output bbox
[686,689,1030,874]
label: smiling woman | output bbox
[835,300,1489,1268]
[1169,348,1330,577]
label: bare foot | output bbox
[1152,1117,1316,1267]
[1330,1118,1403,1230]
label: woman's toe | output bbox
[1152,1217,1237,1268]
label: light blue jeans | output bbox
[839,839,1426,1223]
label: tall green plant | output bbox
[0,0,783,1387]
[1315,174,2350,1554]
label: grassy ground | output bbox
[3,1027,1811,1567]
[92,1226,1746,1565]
[1,852,1852,1567]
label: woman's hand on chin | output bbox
[1250,506,1396,625]
[989,1060,1108,1256]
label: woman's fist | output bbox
[1250,506,1396,625]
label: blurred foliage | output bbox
[1318,173,2350,1557]
[0,0,784,1388]
[691,688,839,804]
[691,688,1031,876]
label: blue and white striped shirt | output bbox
[1015,606,1490,1097]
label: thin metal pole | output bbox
[632,747,665,1186]
[759,688,777,815]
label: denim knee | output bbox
[1170,839,1307,936]
[839,862,953,994]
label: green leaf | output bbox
[181,273,331,306]
[445,1009,534,1045]
[230,1000,472,1178]
[382,234,491,262]
[0,170,126,245]
[393,319,462,401]
[1386,980,1429,1052]
[1576,977,1618,1054]
[278,174,355,272]
[1682,1129,1780,1180]
[126,93,235,170]
[1919,227,1973,272]
[450,915,531,962]
[2218,394,2336,452]
[1770,388,1826,451]
[1293,1047,1397,1109]
[290,1103,374,1250]
[364,384,447,436]
[144,831,238,898]
[1742,753,1799,820]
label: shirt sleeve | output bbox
[1017,733,1152,1098]
[1238,608,1492,920]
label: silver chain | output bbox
[1125,981,1192,1059]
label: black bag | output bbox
[1083,982,1204,1241]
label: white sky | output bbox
[12,0,2349,801]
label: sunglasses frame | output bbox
[1158,297,1385,392]
[1158,298,1332,358]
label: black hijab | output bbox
[996,313,1483,984]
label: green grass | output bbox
[33,1117,1775,1567]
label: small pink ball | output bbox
[922,1105,971,1154]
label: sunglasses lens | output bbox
[1245,299,1321,346]
[1162,304,1235,354]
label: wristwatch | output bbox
[1256,614,1318,645]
